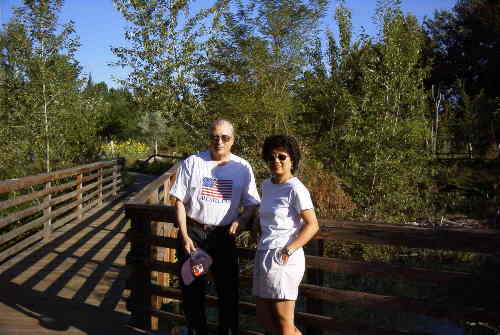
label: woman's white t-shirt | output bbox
[258,177,314,250]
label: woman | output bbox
[253,135,319,335]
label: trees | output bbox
[296,0,432,219]
[83,79,140,141]
[424,0,500,158]
[198,0,328,158]
[0,0,101,178]
[112,0,216,153]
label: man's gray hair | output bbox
[209,118,235,136]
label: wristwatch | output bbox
[282,246,295,257]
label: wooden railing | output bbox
[125,166,500,335]
[0,160,123,263]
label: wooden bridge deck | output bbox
[0,173,158,335]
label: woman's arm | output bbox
[282,209,319,264]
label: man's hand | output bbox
[183,236,196,254]
[228,220,240,237]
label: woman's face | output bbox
[266,146,293,177]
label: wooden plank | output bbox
[51,196,82,218]
[0,179,78,211]
[146,266,495,325]
[305,255,471,285]
[237,248,472,285]
[147,309,263,335]
[98,167,103,206]
[51,208,79,231]
[128,163,178,204]
[0,230,44,263]
[128,214,153,329]
[150,260,177,274]
[82,179,101,193]
[149,235,178,249]
[125,203,176,223]
[83,188,101,203]
[298,283,500,324]
[101,166,116,177]
[52,195,116,231]
[305,239,324,335]
[0,200,48,230]
[315,223,500,254]
[146,285,427,335]
[49,188,80,207]
[0,214,46,244]
[102,180,117,192]
[0,160,116,193]
[83,171,99,183]
[76,173,83,221]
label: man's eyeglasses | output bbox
[266,153,289,162]
[211,135,232,143]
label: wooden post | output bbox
[163,179,171,205]
[128,213,152,330]
[43,181,52,241]
[113,162,118,196]
[76,173,83,221]
[98,167,103,205]
[148,189,160,330]
[305,239,324,335]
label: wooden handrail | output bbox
[124,166,500,335]
[127,163,178,204]
[0,161,116,193]
[0,159,123,263]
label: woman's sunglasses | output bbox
[266,153,289,162]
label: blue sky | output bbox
[1,0,456,88]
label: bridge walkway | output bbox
[0,173,159,335]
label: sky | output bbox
[1,0,457,88]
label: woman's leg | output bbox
[272,299,300,335]
[256,298,279,334]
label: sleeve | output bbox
[241,163,261,206]
[169,158,192,203]
[292,183,314,213]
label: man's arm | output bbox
[228,205,258,236]
[175,198,196,254]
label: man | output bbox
[170,119,260,335]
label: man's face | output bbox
[209,123,234,160]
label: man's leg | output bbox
[211,228,239,335]
[177,228,209,335]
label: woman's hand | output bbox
[280,252,290,265]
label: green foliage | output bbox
[111,0,215,152]
[198,0,328,160]
[424,0,500,158]
[0,0,102,179]
[297,1,432,220]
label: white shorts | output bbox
[252,248,305,300]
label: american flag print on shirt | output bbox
[201,177,233,200]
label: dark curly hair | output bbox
[262,135,301,174]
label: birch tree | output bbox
[111,0,227,152]
[1,0,101,178]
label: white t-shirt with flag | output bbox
[169,151,260,226]
[258,177,314,250]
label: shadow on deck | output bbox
[0,173,158,335]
